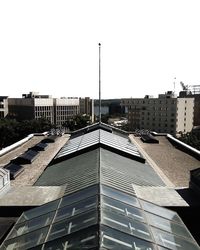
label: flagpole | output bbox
[99,43,101,123]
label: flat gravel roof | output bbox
[130,135,200,187]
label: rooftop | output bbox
[0,123,200,248]
[0,134,69,186]
[130,135,200,187]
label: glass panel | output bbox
[157,247,172,250]
[55,196,98,222]
[2,227,48,250]
[48,210,98,241]
[102,208,152,242]
[101,195,146,223]
[147,212,193,240]
[28,245,43,250]
[101,225,156,250]
[151,227,200,250]
[44,228,98,249]
[101,185,140,208]
[140,200,182,223]
[60,184,98,208]
[17,199,60,224]
[7,212,54,240]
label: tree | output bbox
[178,130,200,150]
[63,115,91,131]
[0,118,53,149]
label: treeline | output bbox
[178,130,200,151]
[63,115,91,131]
[0,118,52,149]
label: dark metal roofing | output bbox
[35,148,165,196]
[41,135,59,143]
[29,142,48,152]
[141,134,159,143]
[35,149,99,195]
[1,184,199,250]
[3,163,24,180]
[11,150,39,164]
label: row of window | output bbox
[35,112,52,117]
[129,113,176,118]
[140,121,174,127]
[129,106,177,111]
[56,111,78,116]
[35,106,53,111]
[56,106,79,111]
[122,100,177,105]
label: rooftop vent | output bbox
[0,168,10,196]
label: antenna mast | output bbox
[99,43,101,123]
[173,77,176,94]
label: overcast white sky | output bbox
[1,0,200,99]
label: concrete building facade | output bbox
[179,91,200,126]
[0,96,8,119]
[79,97,94,122]
[54,97,79,127]
[8,93,54,124]
[121,91,194,135]
[7,92,94,127]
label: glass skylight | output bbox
[55,129,144,162]
[2,184,198,250]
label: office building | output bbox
[0,96,8,119]
[54,97,79,127]
[179,91,200,126]
[7,92,94,127]
[8,92,54,123]
[121,91,194,135]
[79,97,94,122]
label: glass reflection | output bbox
[102,208,152,242]
[55,196,98,222]
[140,200,181,223]
[2,227,48,250]
[102,195,146,223]
[60,184,98,208]
[101,225,156,250]
[17,199,60,224]
[101,185,140,208]
[151,227,200,250]
[48,210,98,241]
[8,212,54,240]
[44,228,98,249]
[147,212,193,240]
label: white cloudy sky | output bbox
[0,0,200,99]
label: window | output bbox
[48,210,98,241]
